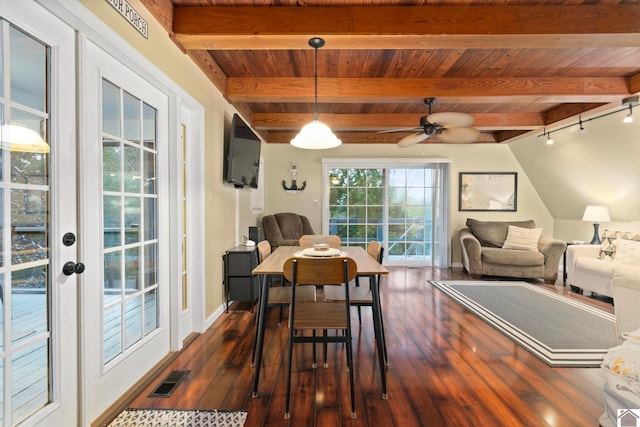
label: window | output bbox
[323,159,450,266]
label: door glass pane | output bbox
[102,80,121,136]
[1,21,51,424]
[123,145,140,193]
[103,138,121,192]
[101,78,159,365]
[328,166,446,265]
[10,27,46,111]
[123,91,140,143]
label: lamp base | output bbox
[590,223,602,245]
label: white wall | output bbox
[510,105,640,242]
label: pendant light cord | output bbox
[313,43,319,121]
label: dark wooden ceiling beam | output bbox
[252,112,543,131]
[226,77,629,103]
[266,131,497,145]
[173,5,640,50]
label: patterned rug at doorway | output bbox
[108,408,247,427]
[429,280,618,367]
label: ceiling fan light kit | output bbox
[385,98,479,147]
[290,37,341,150]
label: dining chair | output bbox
[323,241,388,398]
[250,240,315,367]
[282,256,357,420]
[298,234,342,249]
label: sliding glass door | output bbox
[323,159,450,266]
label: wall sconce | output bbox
[282,162,306,195]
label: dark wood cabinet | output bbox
[223,245,259,311]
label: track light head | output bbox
[624,104,634,123]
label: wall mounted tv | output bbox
[225,114,262,189]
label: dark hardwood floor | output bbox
[127,267,612,426]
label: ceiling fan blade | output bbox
[427,112,474,128]
[378,127,422,134]
[438,127,480,143]
[397,132,431,148]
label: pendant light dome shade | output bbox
[0,124,49,153]
[291,119,341,149]
[290,37,341,150]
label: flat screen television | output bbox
[225,114,261,189]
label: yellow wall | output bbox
[263,142,554,264]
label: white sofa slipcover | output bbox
[566,221,640,298]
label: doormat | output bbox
[429,280,618,367]
[108,408,247,427]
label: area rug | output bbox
[429,280,618,367]
[108,408,247,427]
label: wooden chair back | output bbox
[283,256,356,285]
[366,241,384,264]
[257,240,272,263]
[298,234,342,249]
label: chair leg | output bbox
[312,330,317,369]
[344,326,356,418]
[323,329,329,368]
[284,325,295,419]
[250,277,264,367]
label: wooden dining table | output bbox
[250,245,389,399]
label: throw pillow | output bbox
[598,229,640,261]
[502,225,542,251]
[612,238,640,266]
[466,218,536,248]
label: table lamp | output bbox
[582,205,610,245]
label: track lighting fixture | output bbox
[545,130,554,145]
[624,104,634,123]
[539,96,638,143]
[578,116,586,135]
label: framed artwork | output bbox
[459,172,517,212]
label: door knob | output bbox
[63,261,85,276]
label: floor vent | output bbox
[148,370,190,398]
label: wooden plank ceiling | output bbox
[141,0,640,146]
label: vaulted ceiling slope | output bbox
[141,0,640,146]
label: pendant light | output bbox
[290,37,341,150]
[0,124,50,153]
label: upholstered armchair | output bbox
[262,212,315,248]
[460,218,566,284]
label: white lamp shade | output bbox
[0,124,50,153]
[582,205,610,223]
[290,120,341,150]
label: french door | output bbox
[0,2,78,425]
[78,39,170,423]
[323,159,451,267]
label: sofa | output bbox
[566,221,640,298]
[262,212,315,248]
[598,274,640,427]
[459,218,566,284]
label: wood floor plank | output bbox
[122,267,611,427]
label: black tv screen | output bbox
[225,114,261,189]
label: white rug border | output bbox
[429,280,616,367]
[108,408,248,427]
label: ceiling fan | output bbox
[382,98,480,147]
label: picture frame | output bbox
[459,172,517,212]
